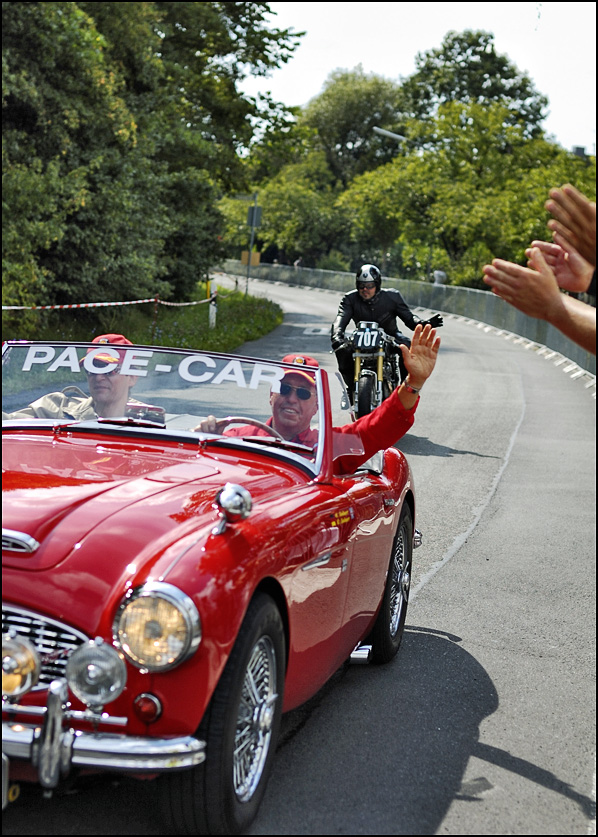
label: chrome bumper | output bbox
[2,680,205,806]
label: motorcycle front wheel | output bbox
[356,373,377,417]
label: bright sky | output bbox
[240,1,596,155]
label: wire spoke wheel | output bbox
[370,505,413,664]
[389,524,411,638]
[233,636,278,802]
[158,593,285,835]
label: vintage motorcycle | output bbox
[349,321,405,418]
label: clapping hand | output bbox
[527,238,594,295]
[545,184,596,268]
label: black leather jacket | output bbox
[331,288,423,348]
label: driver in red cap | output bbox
[4,334,139,420]
[199,354,320,445]
[197,323,441,469]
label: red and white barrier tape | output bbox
[2,295,217,311]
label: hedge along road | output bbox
[3,273,595,836]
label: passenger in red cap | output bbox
[84,334,137,417]
[5,334,139,421]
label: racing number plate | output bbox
[352,323,382,351]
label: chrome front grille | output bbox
[2,604,89,689]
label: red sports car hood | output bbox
[2,431,301,631]
[2,432,226,569]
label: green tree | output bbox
[2,1,158,308]
[399,30,548,141]
[150,0,303,190]
[301,66,404,188]
[246,152,348,265]
[3,2,302,312]
[335,167,403,273]
[338,102,595,286]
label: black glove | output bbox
[424,314,443,328]
[332,337,351,353]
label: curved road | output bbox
[3,275,595,836]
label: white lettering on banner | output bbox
[212,360,247,387]
[249,364,284,390]
[48,347,80,373]
[17,347,292,393]
[178,354,217,383]
[22,346,55,370]
[121,350,152,377]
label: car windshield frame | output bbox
[2,341,363,477]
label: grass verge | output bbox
[1,283,283,351]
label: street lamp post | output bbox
[246,192,260,295]
[372,126,406,142]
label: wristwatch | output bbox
[403,381,421,395]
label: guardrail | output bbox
[220,259,596,377]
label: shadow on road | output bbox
[396,434,501,460]
[250,626,595,834]
[5,627,592,835]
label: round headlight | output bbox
[66,638,127,709]
[114,582,201,672]
[2,634,40,698]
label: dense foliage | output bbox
[3,6,596,327]
[2,1,300,317]
[231,29,595,285]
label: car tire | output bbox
[158,592,285,835]
[369,504,413,664]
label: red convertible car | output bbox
[2,339,419,834]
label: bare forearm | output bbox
[548,295,596,355]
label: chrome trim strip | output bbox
[2,529,40,553]
[71,732,206,772]
[2,722,206,774]
[350,644,372,664]
[2,700,127,727]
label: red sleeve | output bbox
[333,388,417,472]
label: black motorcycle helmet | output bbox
[356,264,382,292]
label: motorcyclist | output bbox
[330,264,444,396]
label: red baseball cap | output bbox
[281,354,319,385]
[85,334,133,364]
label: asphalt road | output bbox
[3,275,595,836]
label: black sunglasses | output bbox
[358,282,376,289]
[279,382,314,400]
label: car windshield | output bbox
[2,342,360,474]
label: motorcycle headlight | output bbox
[113,582,201,672]
[66,638,127,709]
[2,634,40,698]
